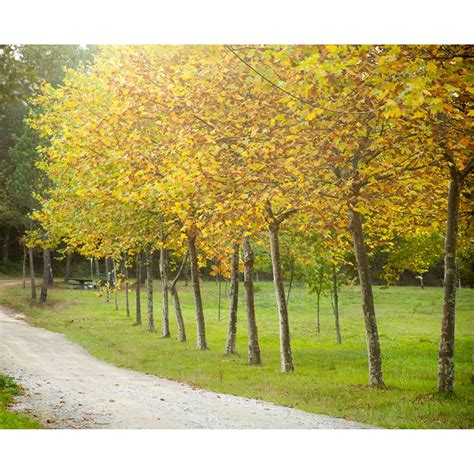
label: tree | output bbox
[225,243,240,355]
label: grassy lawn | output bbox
[0,374,41,429]
[0,280,472,428]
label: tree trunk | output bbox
[40,248,51,303]
[170,285,186,343]
[135,254,142,325]
[112,260,119,311]
[217,274,222,321]
[105,257,111,303]
[225,243,239,355]
[286,257,295,306]
[243,237,261,365]
[29,247,36,300]
[22,244,27,289]
[349,208,384,387]
[159,247,170,337]
[169,252,188,343]
[64,252,73,283]
[123,261,130,318]
[316,292,321,334]
[332,264,342,344]
[438,170,461,393]
[187,234,207,350]
[145,250,154,332]
[90,259,94,283]
[3,226,10,262]
[269,222,294,372]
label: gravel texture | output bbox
[0,301,375,429]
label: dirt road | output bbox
[0,301,374,429]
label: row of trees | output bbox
[24,45,472,393]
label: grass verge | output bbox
[0,374,41,429]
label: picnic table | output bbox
[70,273,115,290]
[71,278,95,290]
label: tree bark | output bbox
[349,208,384,387]
[29,247,36,300]
[169,252,188,343]
[64,252,73,283]
[332,264,342,344]
[145,249,154,332]
[40,247,51,303]
[225,243,239,355]
[159,247,170,338]
[135,254,142,325]
[438,169,461,393]
[269,222,294,372]
[187,234,207,350]
[243,237,261,365]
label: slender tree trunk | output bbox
[22,244,27,289]
[269,222,294,372]
[123,261,130,318]
[332,264,342,344]
[135,254,142,325]
[349,208,384,387]
[64,252,73,283]
[90,259,94,283]
[40,248,51,303]
[169,285,185,342]
[225,243,239,355]
[187,234,207,350]
[286,257,295,306]
[159,247,170,337]
[145,250,154,332]
[419,273,424,290]
[217,275,222,322]
[29,247,36,300]
[169,252,188,343]
[316,292,321,334]
[112,260,119,310]
[243,237,261,365]
[3,226,10,262]
[438,170,461,393]
[105,258,111,303]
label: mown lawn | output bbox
[1,280,472,428]
[0,374,41,429]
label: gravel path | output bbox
[0,301,374,429]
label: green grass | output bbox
[1,280,473,428]
[0,374,41,429]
